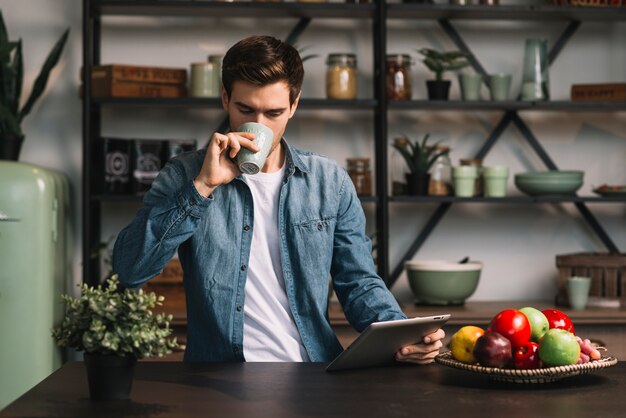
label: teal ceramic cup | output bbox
[236,122,274,175]
[489,73,512,101]
[459,73,482,101]
[567,276,592,310]
[190,62,218,98]
[483,165,509,197]
[452,166,478,197]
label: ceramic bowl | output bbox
[515,176,583,196]
[515,170,584,180]
[405,260,482,305]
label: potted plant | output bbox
[0,11,69,160]
[392,134,449,195]
[52,275,178,401]
[417,48,470,100]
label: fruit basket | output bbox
[435,351,618,384]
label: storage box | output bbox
[556,252,626,307]
[144,259,186,319]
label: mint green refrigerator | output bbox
[0,161,70,409]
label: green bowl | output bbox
[515,176,583,195]
[405,260,482,306]
[516,170,584,180]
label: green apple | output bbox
[519,306,549,342]
[538,329,580,367]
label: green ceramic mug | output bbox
[459,73,482,101]
[483,165,509,197]
[566,276,591,310]
[489,73,512,101]
[235,122,275,175]
[452,166,478,197]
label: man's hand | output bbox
[395,328,445,365]
[194,131,259,197]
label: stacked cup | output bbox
[452,166,479,197]
[483,166,509,197]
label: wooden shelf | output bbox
[328,300,626,326]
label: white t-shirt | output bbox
[242,164,310,362]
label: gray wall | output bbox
[4,0,625,303]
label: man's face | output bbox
[222,80,299,155]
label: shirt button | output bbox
[236,305,242,312]
[243,225,250,232]
[317,223,323,231]
[241,264,247,271]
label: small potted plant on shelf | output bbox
[392,134,449,195]
[52,275,178,401]
[0,11,69,161]
[417,48,470,100]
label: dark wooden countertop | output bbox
[2,361,624,418]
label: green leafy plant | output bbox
[0,11,69,139]
[392,134,449,175]
[417,48,470,81]
[52,275,178,359]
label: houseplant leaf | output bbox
[392,137,416,173]
[19,28,69,122]
[10,39,22,115]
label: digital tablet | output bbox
[326,314,450,372]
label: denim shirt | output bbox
[112,139,406,362]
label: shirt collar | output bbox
[281,138,309,176]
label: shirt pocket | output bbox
[291,217,336,277]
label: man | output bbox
[113,35,444,363]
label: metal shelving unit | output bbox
[385,6,626,286]
[82,0,388,286]
[83,1,625,289]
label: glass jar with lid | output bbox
[386,54,412,100]
[326,53,357,100]
[428,146,451,196]
[346,158,372,196]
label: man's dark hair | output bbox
[222,35,304,106]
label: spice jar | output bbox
[428,146,451,196]
[460,158,483,196]
[347,158,372,196]
[326,53,357,100]
[386,54,412,100]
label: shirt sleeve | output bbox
[330,169,406,332]
[112,158,212,288]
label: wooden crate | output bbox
[556,252,626,306]
[143,259,186,319]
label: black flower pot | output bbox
[84,353,137,401]
[0,134,24,161]
[426,80,451,101]
[405,173,430,196]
